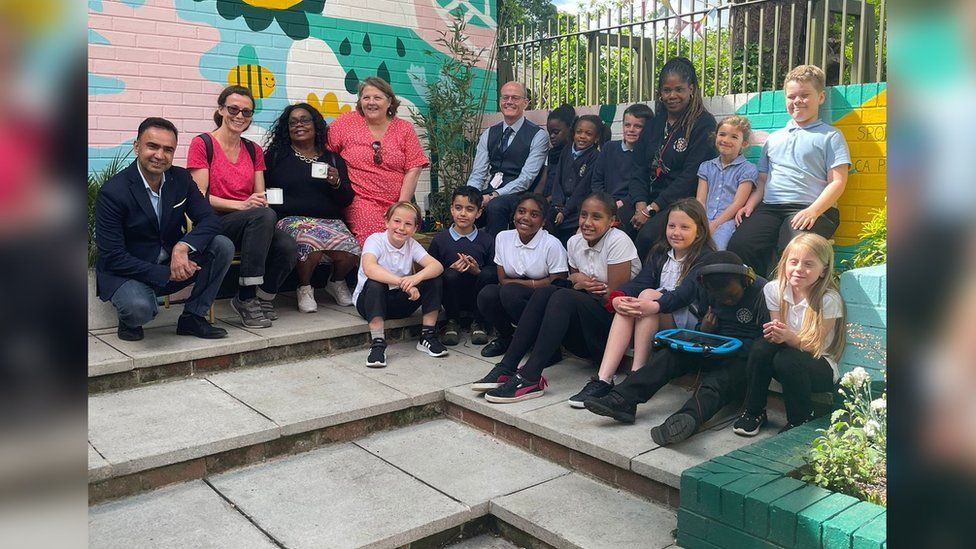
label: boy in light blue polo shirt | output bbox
[727,65,851,277]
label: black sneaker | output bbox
[469,320,489,345]
[417,332,448,357]
[480,338,510,357]
[779,414,812,434]
[568,377,613,409]
[732,411,767,437]
[471,363,516,392]
[485,373,548,403]
[583,391,637,424]
[117,322,144,342]
[650,412,698,446]
[366,338,387,368]
[442,319,460,346]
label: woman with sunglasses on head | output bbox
[327,76,429,246]
[188,85,297,329]
[264,103,361,313]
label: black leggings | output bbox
[727,203,839,279]
[616,202,669,262]
[356,278,442,322]
[744,338,835,424]
[614,348,749,429]
[477,283,537,340]
[441,267,496,322]
[500,286,613,381]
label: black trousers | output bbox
[616,202,668,262]
[477,192,522,236]
[502,286,613,381]
[477,283,536,340]
[219,207,298,292]
[356,278,442,322]
[441,267,496,322]
[727,202,839,278]
[614,347,748,428]
[744,339,835,424]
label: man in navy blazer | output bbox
[95,117,233,340]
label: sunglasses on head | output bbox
[224,105,254,118]
[372,141,382,165]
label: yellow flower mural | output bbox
[307,92,353,120]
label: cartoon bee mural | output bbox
[227,63,276,99]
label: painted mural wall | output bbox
[486,83,887,260]
[88,0,499,204]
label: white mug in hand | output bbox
[265,188,284,204]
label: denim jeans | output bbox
[110,235,234,327]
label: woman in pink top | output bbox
[327,76,429,246]
[187,85,297,329]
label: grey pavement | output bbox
[88,335,132,377]
[491,473,677,549]
[89,481,278,549]
[357,420,569,514]
[208,443,475,549]
[88,378,279,476]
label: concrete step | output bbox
[88,292,423,391]
[89,419,679,549]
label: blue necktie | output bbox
[499,127,514,155]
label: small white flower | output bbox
[864,419,881,438]
[841,367,871,388]
[871,398,886,412]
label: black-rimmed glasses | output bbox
[288,117,313,128]
[372,141,382,165]
[224,105,254,118]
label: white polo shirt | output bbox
[567,228,641,283]
[494,229,568,279]
[353,232,430,304]
[764,282,844,380]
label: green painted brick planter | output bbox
[677,418,886,549]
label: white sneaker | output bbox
[325,278,354,306]
[297,285,317,313]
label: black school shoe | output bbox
[583,391,637,424]
[480,337,510,357]
[176,314,228,339]
[117,322,144,341]
[732,410,767,437]
[650,413,698,446]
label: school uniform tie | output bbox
[499,127,514,155]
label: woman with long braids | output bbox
[264,103,361,312]
[619,57,718,260]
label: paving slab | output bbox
[631,412,784,488]
[89,481,278,549]
[445,357,597,426]
[331,342,490,405]
[448,534,521,549]
[88,378,279,476]
[88,335,133,377]
[491,473,677,549]
[215,298,366,347]
[88,443,112,483]
[209,443,475,549]
[515,383,696,469]
[206,356,413,436]
[95,320,267,369]
[449,335,499,364]
[357,420,569,514]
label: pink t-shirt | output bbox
[186,133,266,201]
[327,112,429,205]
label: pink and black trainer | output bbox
[484,373,547,403]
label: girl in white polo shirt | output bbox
[475,193,569,361]
[354,202,447,368]
[474,193,641,403]
[733,233,846,436]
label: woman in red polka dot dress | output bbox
[327,76,429,247]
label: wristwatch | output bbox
[643,205,657,217]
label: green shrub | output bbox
[845,206,886,270]
[803,367,887,505]
[88,154,130,267]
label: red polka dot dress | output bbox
[327,112,429,246]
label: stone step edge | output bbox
[89,402,443,505]
[402,514,558,549]
[89,323,423,394]
[444,402,682,511]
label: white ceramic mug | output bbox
[265,188,284,205]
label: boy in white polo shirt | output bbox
[728,65,851,278]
